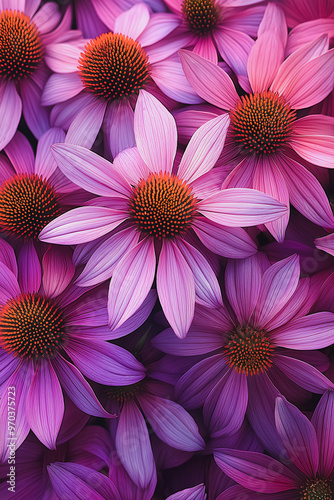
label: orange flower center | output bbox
[182,0,220,35]
[300,478,333,500]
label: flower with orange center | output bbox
[182,0,220,35]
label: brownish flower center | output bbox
[106,381,145,405]
[300,478,333,500]
[230,90,296,155]
[182,0,220,35]
[78,33,150,101]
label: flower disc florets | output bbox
[182,0,220,35]
[300,478,333,500]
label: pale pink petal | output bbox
[0,263,20,305]
[116,400,155,489]
[51,143,131,197]
[254,255,300,328]
[134,90,177,174]
[42,246,75,298]
[35,127,66,180]
[177,113,230,184]
[113,147,150,185]
[252,156,290,242]
[32,2,61,34]
[176,239,222,308]
[312,391,334,477]
[91,0,118,30]
[214,28,254,80]
[103,100,135,159]
[4,131,34,175]
[40,5,73,45]
[65,98,107,149]
[198,188,288,226]
[225,255,261,324]
[0,81,22,151]
[25,0,40,17]
[50,92,93,130]
[18,241,41,293]
[1,0,25,11]
[162,0,182,14]
[146,30,195,64]
[287,19,334,55]
[315,233,334,256]
[179,49,239,109]
[138,13,180,47]
[26,360,64,449]
[157,240,195,338]
[108,237,156,330]
[20,76,50,138]
[42,73,84,106]
[290,115,334,168]
[223,5,264,37]
[39,207,126,244]
[114,4,150,39]
[45,43,82,73]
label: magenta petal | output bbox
[4,130,34,174]
[275,396,319,477]
[203,368,248,437]
[312,391,334,477]
[0,80,22,150]
[215,27,254,81]
[139,394,205,451]
[315,233,334,256]
[272,312,334,349]
[253,254,300,329]
[0,239,17,277]
[17,241,41,293]
[291,115,334,168]
[116,400,155,489]
[52,355,111,418]
[42,246,75,298]
[65,97,107,149]
[214,448,299,493]
[65,338,146,385]
[108,237,156,330]
[35,127,66,180]
[152,327,223,356]
[0,262,20,305]
[157,240,195,338]
[114,3,150,39]
[0,351,20,388]
[103,100,135,159]
[26,360,64,449]
[20,75,50,138]
[167,484,206,500]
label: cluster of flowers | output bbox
[0,0,334,498]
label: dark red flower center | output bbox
[182,0,220,35]
[224,325,274,376]
[0,10,43,81]
[230,90,296,155]
[0,173,60,240]
[78,33,150,102]
[129,172,198,239]
[300,478,333,500]
[106,381,144,405]
[0,293,66,359]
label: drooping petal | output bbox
[108,237,156,330]
[193,35,218,64]
[4,131,34,175]
[103,100,136,159]
[26,360,64,449]
[312,391,334,477]
[0,262,20,305]
[134,90,177,174]
[138,12,180,47]
[275,396,319,477]
[215,28,254,82]
[35,127,66,180]
[65,97,107,149]
[0,239,17,277]
[0,80,22,151]
[20,75,50,138]
[42,246,75,298]
[18,241,41,293]
[41,72,84,105]
[157,240,195,338]
[112,146,150,185]
[272,312,334,349]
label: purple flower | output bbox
[39,90,287,338]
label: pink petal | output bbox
[198,188,288,227]
[275,396,319,477]
[312,391,334,477]
[18,241,41,293]
[42,246,75,298]
[0,239,17,276]
[4,131,34,175]
[152,327,223,356]
[39,206,126,245]
[116,400,155,488]
[65,97,107,149]
[214,28,254,80]
[290,115,334,168]
[177,113,230,184]
[179,49,239,109]
[35,127,66,180]
[45,43,82,73]
[253,255,300,329]
[108,237,156,330]
[51,143,131,197]
[91,0,119,30]
[157,240,195,338]
[193,35,218,64]
[139,394,205,451]
[113,147,150,185]
[0,81,22,150]
[134,90,177,174]
[20,75,50,138]
[0,262,20,305]
[114,3,150,39]
[167,484,206,500]
[32,2,61,34]
[272,311,334,349]
[103,100,135,159]
[315,233,334,256]
[287,18,334,55]
[42,73,84,106]
[138,13,181,47]
[26,360,64,449]
[248,30,284,93]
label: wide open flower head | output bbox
[0,0,77,149]
[179,3,334,242]
[40,89,287,338]
[0,240,149,460]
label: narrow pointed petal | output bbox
[35,128,66,180]
[177,113,230,184]
[42,246,75,298]
[134,90,177,174]
[193,35,218,64]
[157,240,195,338]
[103,100,135,159]
[65,98,107,149]
[179,50,239,109]
[312,391,334,477]
[39,207,125,245]
[0,262,20,305]
[26,360,64,449]
[0,81,22,150]
[272,312,334,349]
[315,233,334,256]
[108,237,156,330]
[18,241,41,293]
[4,131,34,174]
[20,76,50,138]
[215,28,254,82]
[198,188,288,227]
[116,400,155,489]
[0,239,17,276]
[275,397,319,477]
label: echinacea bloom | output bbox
[42,3,199,159]
[179,3,334,241]
[214,392,334,500]
[40,90,287,338]
[0,0,75,149]
[152,254,334,454]
[0,241,148,460]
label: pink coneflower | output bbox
[42,3,200,159]
[152,254,334,455]
[39,90,287,338]
[179,3,334,241]
[0,0,75,149]
[0,242,148,460]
